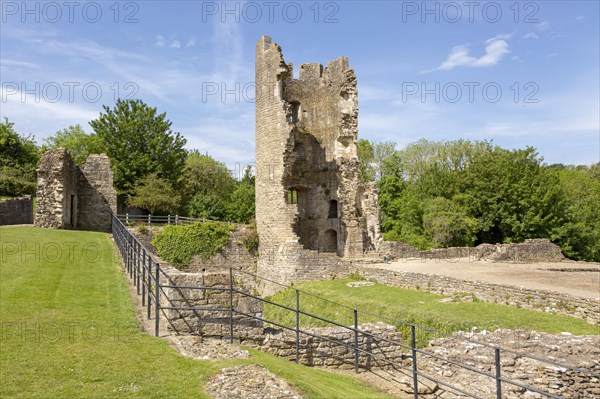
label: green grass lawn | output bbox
[0,227,393,399]
[264,279,599,347]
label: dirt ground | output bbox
[366,258,600,299]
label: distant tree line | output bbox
[358,138,600,262]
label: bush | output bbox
[0,169,36,196]
[242,219,259,255]
[152,222,234,268]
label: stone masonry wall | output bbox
[77,154,117,231]
[260,322,405,370]
[0,196,33,225]
[353,267,600,325]
[255,36,380,294]
[382,239,565,263]
[160,266,264,342]
[36,149,79,229]
[421,330,600,399]
[35,149,116,231]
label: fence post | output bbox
[411,325,419,399]
[147,254,152,320]
[229,268,234,344]
[154,263,160,337]
[136,241,141,295]
[175,214,179,225]
[295,289,300,364]
[495,347,502,399]
[148,214,151,225]
[354,309,359,373]
[133,241,138,289]
[141,248,146,306]
[127,234,132,278]
[126,213,129,224]
[168,214,171,225]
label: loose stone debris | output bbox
[205,364,302,399]
[169,335,250,360]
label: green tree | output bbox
[377,139,579,257]
[462,146,565,244]
[0,118,39,196]
[552,168,600,261]
[89,99,187,198]
[127,173,180,214]
[422,196,477,247]
[42,125,106,165]
[181,151,236,220]
[226,165,255,223]
[357,138,376,182]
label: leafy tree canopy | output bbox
[127,173,180,214]
[374,138,598,261]
[0,118,39,196]
[89,99,187,198]
[42,125,106,165]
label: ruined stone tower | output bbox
[255,36,381,291]
[35,148,117,231]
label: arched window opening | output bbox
[328,200,338,219]
[289,101,300,123]
[321,229,337,253]
[287,188,298,204]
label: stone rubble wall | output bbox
[382,239,565,263]
[160,266,264,342]
[35,149,78,229]
[35,149,116,231]
[421,330,600,399]
[77,155,117,231]
[0,196,33,225]
[353,267,600,325]
[259,322,405,370]
[160,269,598,399]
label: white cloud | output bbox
[154,35,165,47]
[0,59,40,69]
[537,21,550,31]
[546,53,559,58]
[523,32,539,40]
[170,40,181,48]
[186,38,197,48]
[430,36,511,71]
[489,33,514,41]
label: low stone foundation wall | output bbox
[160,266,264,341]
[422,330,600,399]
[354,267,600,325]
[383,239,566,263]
[0,196,33,225]
[260,322,405,370]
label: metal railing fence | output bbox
[116,213,241,227]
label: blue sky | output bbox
[1,1,599,173]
